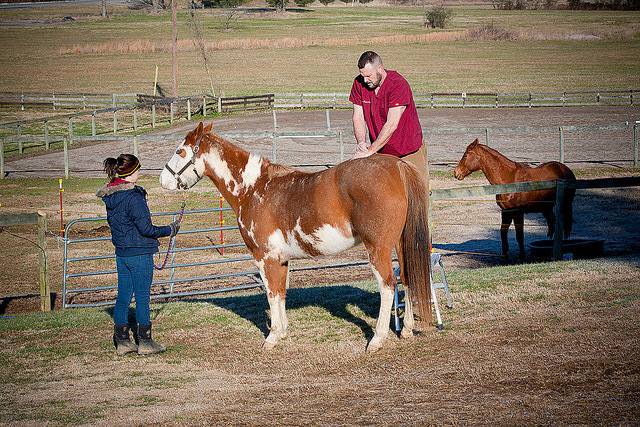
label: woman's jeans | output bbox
[114,254,154,327]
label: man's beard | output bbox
[365,72,381,89]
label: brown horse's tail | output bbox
[398,161,432,325]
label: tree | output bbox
[318,0,334,5]
[294,0,314,6]
[266,0,288,11]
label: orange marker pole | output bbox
[219,194,224,255]
[59,178,64,237]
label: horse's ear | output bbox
[203,122,213,133]
[471,138,479,146]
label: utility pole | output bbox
[172,0,178,98]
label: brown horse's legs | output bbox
[514,212,525,261]
[365,245,396,353]
[395,244,415,339]
[543,210,556,238]
[500,211,513,259]
[256,258,290,350]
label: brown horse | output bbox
[160,123,431,352]
[453,139,575,261]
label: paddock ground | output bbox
[0,106,639,424]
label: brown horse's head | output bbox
[453,139,482,180]
[160,122,213,190]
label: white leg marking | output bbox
[368,265,394,353]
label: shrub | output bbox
[423,4,453,29]
[127,0,166,10]
[465,22,518,40]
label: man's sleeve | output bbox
[348,78,362,106]
[388,78,412,108]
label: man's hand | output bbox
[353,147,373,159]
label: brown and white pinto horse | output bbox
[160,123,431,352]
[454,139,575,261]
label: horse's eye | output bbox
[176,149,181,155]
[193,145,199,154]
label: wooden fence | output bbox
[0,92,137,111]
[0,211,50,311]
[274,89,639,109]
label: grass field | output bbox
[0,3,639,95]
[1,254,638,424]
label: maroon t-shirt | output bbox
[349,70,423,157]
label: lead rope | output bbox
[154,198,187,271]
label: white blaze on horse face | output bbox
[160,142,205,190]
[241,154,263,190]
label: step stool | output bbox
[393,252,452,332]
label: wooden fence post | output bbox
[37,211,51,312]
[272,109,278,129]
[187,99,191,120]
[152,104,156,128]
[21,92,25,111]
[133,136,139,158]
[552,180,566,260]
[203,96,207,116]
[634,121,638,168]
[0,139,4,179]
[484,128,489,146]
[44,121,49,150]
[338,130,344,162]
[271,133,277,161]
[18,138,23,155]
[52,92,56,111]
[68,118,74,145]
[113,109,118,134]
[91,112,96,136]
[325,109,331,130]
[217,96,222,114]
[170,102,174,124]
[559,126,565,163]
[63,138,69,179]
[133,109,138,132]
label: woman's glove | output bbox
[169,220,181,237]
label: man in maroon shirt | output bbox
[349,51,427,185]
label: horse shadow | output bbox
[185,284,380,341]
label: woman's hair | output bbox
[103,154,141,180]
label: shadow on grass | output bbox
[184,284,380,341]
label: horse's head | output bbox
[453,139,482,180]
[160,122,212,190]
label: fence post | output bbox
[37,211,51,312]
[67,118,74,145]
[203,96,207,116]
[559,126,564,163]
[170,102,174,124]
[631,90,634,106]
[597,92,600,104]
[91,112,96,136]
[21,92,25,111]
[272,109,278,129]
[17,124,23,154]
[113,109,118,134]
[552,180,567,261]
[152,104,156,128]
[217,96,222,114]
[187,99,191,120]
[0,139,4,179]
[430,93,434,108]
[528,92,532,108]
[63,138,69,179]
[300,93,304,109]
[339,130,344,162]
[495,93,499,108]
[133,136,139,158]
[271,133,277,161]
[82,95,87,110]
[112,93,116,108]
[52,92,56,111]
[133,109,138,132]
[562,91,566,107]
[634,121,638,168]
[44,121,49,150]
[484,128,489,146]
[326,109,331,130]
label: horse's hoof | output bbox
[262,335,279,350]
[366,337,384,353]
[400,328,414,339]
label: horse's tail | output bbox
[398,161,432,325]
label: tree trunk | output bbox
[101,0,107,17]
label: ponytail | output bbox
[103,157,118,179]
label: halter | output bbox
[163,138,204,190]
